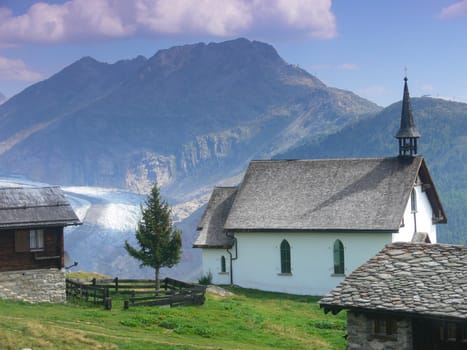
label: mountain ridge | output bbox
[0,38,380,201]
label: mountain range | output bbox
[0,38,379,204]
[0,38,465,278]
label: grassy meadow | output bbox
[0,281,346,350]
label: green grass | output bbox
[0,285,346,350]
[67,271,112,281]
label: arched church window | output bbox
[333,239,345,275]
[411,188,417,213]
[220,255,226,273]
[280,239,291,274]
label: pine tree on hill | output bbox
[124,182,182,290]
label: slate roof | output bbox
[0,187,81,229]
[193,187,237,248]
[223,156,445,232]
[320,242,467,321]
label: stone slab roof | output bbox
[193,187,236,248]
[224,156,439,232]
[0,187,81,229]
[320,242,467,321]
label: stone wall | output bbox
[347,311,413,350]
[0,268,66,303]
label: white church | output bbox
[193,78,447,295]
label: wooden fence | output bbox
[125,279,206,309]
[65,277,206,310]
[90,277,155,294]
[65,278,112,309]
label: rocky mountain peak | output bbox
[0,38,380,200]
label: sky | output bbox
[1,0,467,107]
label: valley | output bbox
[0,39,465,280]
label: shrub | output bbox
[198,271,213,285]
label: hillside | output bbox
[276,97,467,244]
[0,38,379,204]
[0,286,346,349]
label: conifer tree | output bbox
[124,181,182,290]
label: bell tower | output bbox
[395,77,421,156]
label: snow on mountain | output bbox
[0,177,203,280]
[63,186,143,232]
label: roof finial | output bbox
[404,67,408,81]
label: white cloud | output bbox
[309,63,357,71]
[0,56,43,81]
[337,63,358,71]
[0,0,133,43]
[309,64,331,70]
[439,0,467,19]
[356,85,387,100]
[271,0,336,38]
[0,0,336,44]
[420,84,434,93]
[135,0,254,36]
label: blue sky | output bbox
[1,0,467,106]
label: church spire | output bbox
[395,76,421,156]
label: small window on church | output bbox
[220,256,226,273]
[333,239,345,275]
[280,239,291,274]
[411,189,417,213]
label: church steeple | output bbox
[395,76,421,156]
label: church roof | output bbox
[320,242,467,321]
[193,187,237,248]
[223,156,445,232]
[395,77,421,139]
[0,186,81,229]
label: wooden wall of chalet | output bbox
[0,227,64,272]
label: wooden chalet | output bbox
[0,186,80,302]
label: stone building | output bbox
[0,186,81,303]
[320,242,467,350]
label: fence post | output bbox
[124,300,129,310]
[92,278,96,286]
[104,297,112,310]
[114,277,119,293]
